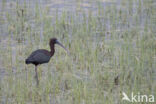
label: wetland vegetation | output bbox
[0,0,156,104]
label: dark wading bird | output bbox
[25,38,68,86]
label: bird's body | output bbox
[25,49,53,66]
[25,38,68,86]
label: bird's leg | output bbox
[35,65,39,86]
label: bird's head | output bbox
[49,38,58,44]
[49,38,69,54]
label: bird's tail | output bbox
[25,59,31,64]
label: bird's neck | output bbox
[50,44,55,56]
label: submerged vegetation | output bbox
[0,0,155,103]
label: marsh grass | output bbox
[0,0,156,104]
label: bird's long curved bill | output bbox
[56,40,69,54]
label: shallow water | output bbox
[0,0,155,78]
[0,0,115,70]
[0,0,155,103]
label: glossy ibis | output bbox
[25,38,68,85]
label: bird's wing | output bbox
[27,50,51,63]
